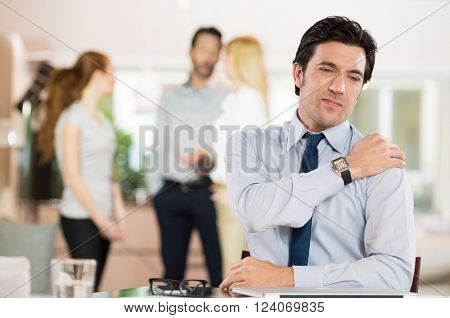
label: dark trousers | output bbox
[60,216,110,292]
[153,180,223,287]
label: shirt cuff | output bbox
[293,265,325,287]
[307,164,344,201]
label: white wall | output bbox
[2,0,450,218]
[0,0,449,77]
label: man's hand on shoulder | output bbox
[219,257,294,294]
[346,133,406,180]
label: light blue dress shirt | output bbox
[148,82,228,195]
[225,113,416,290]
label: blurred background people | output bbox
[1,1,448,296]
[149,27,228,287]
[210,36,269,277]
[38,51,128,291]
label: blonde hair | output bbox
[226,36,269,117]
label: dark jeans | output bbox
[60,216,110,291]
[153,180,223,287]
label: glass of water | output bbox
[51,259,96,298]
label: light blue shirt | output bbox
[149,81,228,194]
[225,113,416,290]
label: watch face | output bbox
[333,158,349,171]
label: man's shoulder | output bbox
[159,84,191,111]
[161,84,184,96]
[231,125,283,141]
[349,124,409,185]
[228,125,286,154]
[367,166,409,187]
[162,81,229,99]
[349,123,365,144]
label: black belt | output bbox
[163,177,211,193]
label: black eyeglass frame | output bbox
[148,278,208,297]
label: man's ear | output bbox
[293,63,304,93]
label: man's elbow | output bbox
[241,218,266,233]
[381,262,414,292]
[234,205,269,233]
[394,266,414,292]
[229,185,272,233]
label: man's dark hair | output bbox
[293,16,377,95]
[191,27,222,48]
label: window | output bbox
[112,68,440,214]
[350,80,439,214]
[112,69,186,171]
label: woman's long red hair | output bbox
[38,51,109,163]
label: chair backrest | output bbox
[241,250,251,260]
[410,257,421,293]
[0,222,56,295]
[242,251,422,294]
[0,256,31,297]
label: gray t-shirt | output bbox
[55,102,116,219]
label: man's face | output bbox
[294,41,366,131]
[190,33,221,79]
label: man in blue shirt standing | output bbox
[220,16,415,291]
[151,27,228,287]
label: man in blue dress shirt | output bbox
[220,16,416,291]
[151,27,228,287]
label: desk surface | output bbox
[93,286,420,298]
[94,286,233,298]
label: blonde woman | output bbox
[211,36,269,277]
[38,52,127,291]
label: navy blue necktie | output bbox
[289,132,325,266]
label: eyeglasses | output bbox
[148,278,208,297]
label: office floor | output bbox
[27,202,209,292]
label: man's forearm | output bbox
[292,254,413,290]
[229,164,344,232]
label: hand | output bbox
[346,133,406,180]
[98,219,127,241]
[179,149,209,165]
[179,149,214,174]
[99,220,119,241]
[219,257,294,294]
[113,220,128,241]
[209,184,228,204]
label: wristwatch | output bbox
[331,157,352,186]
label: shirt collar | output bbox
[183,74,222,91]
[286,111,351,154]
